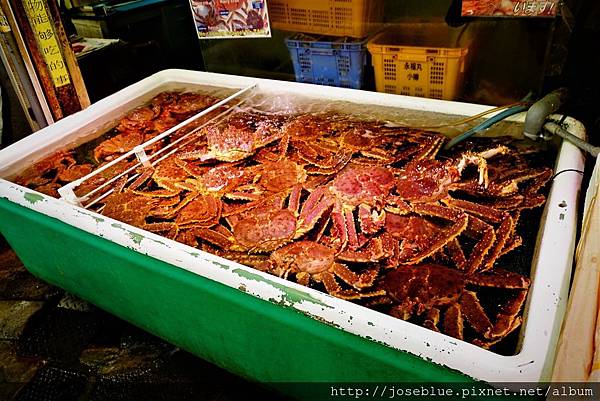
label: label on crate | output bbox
[461,0,559,17]
[188,0,271,39]
[23,0,71,87]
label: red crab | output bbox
[179,112,288,162]
[265,241,384,300]
[296,165,467,260]
[376,263,530,348]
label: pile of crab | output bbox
[91,108,552,351]
[14,91,220,197]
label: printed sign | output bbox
[189,0,271,39]
[23,0,71,87]
[0,8,11,33]
[461,0,559,17]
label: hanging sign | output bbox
[461,0,559,17]
[0,8,11,33]
[23,0,71,87]
[189,0,271,39]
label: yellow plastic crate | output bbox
[269,0,383,38]
[367,27,469,100]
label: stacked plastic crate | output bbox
[366,23,470,101]
[270,0,384,89]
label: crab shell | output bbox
[382,263,464,315]
[270,241,336,276]
[330,166,396,207]
[395,159,459,203]
[232,209,297,253]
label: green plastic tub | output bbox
[0,70,586,398]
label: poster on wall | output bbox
[461,0,559,17]
[188,0,271,39]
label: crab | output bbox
[178,112,287,162]
[196,188,301,253]
[100,174,222,236]
[295,165,394,249]
[390,146,527,273]
[74,159,137,198]
[264,241,385,300]
[295,165,468,260]
[383,211,469,268]
[281,114,354,175]
[339,124,445,166]
[253,159,308,194]
[159,92,218,119]
[93,131,145,163]
[115,106,157,133]
[14,151,94,196]
[376,263,530,348]
[446,145,553,202]
[14,151,77,188]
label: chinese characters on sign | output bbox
[23,0,70,87]
[461,0,559,17]
[405,62,422,81]
[0,8,11,33]
[188,0,271,39]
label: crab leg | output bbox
[459,290,493,336]
[329,200,348,250]
[463,216,496,274]
[423,308,441,333]
[129,167,154,190]
[276,133,290,161]
[216,251,269,270]
[443,304,464,340]
[398,203,468,264]
[484,289,528,340]
[467,268,531,289]
[358,204,386,234]
[443,198,508,224]
[524,168,552,194]
[318,272,343,294]
[296,271,311,287]
[407,135,444,161]
[473,317,522,350]
[520,194,546,210]
[480,195,524,210]
[195,225,241,251]
[337,237,389,263]
[344,207,360,250]
[287,185,302,216]
[296,187,333,238]
[331,264,381,290]
[481,215,515,271]
[499,235,523,257]
[446,239,467,271]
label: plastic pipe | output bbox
[544,121,600,157]
[444,104,528,149]
[523,88,568,140]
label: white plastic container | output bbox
[0,70,585,387]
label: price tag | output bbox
[23,0,70,87]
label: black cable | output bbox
[558,114,568,125]
[551,169,585,181]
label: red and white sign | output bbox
[461,0,559,17]
[189,0,271,39]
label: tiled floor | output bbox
[0,237,284,401]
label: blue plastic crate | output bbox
[285,35,367,89]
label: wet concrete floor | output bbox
[0,237,284,401]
